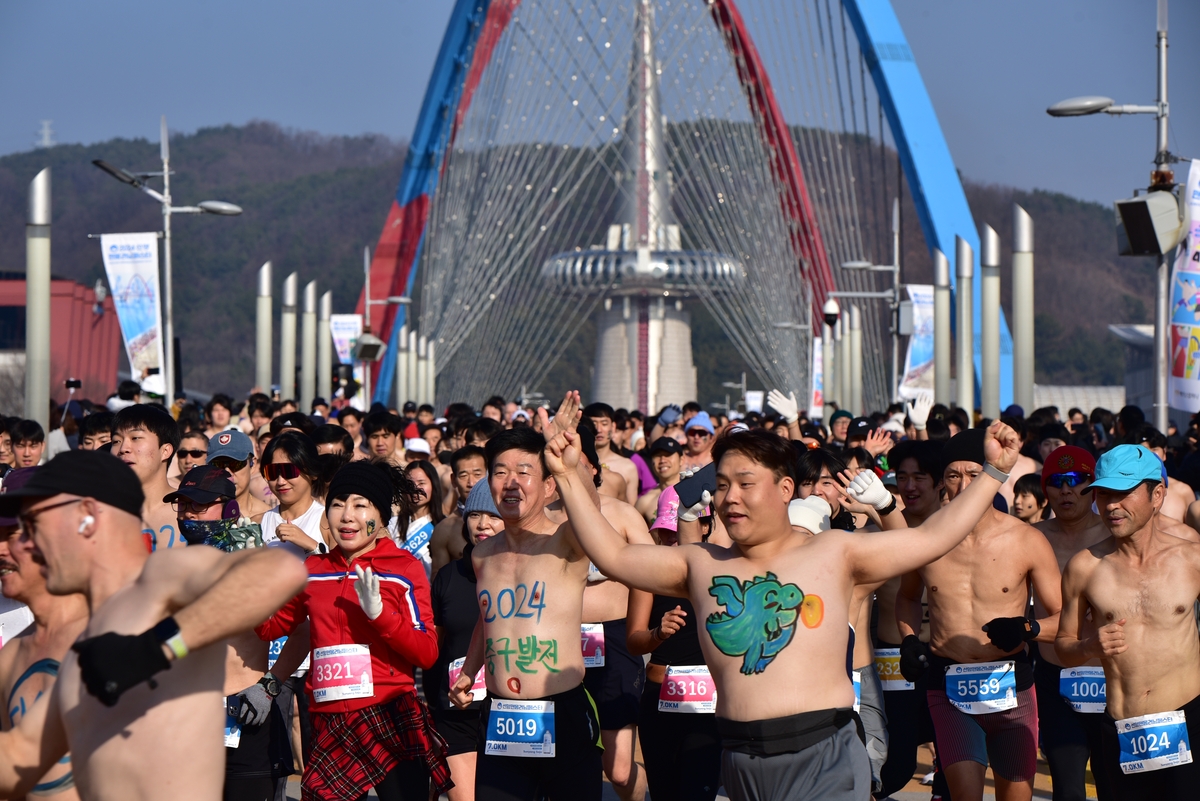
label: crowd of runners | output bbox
[0,382,1196,801]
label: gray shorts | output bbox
[855,663,889,792]
[721,720,871,801]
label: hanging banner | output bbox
[898,284,935,400]
[329,314,367,410]
[100,232,164,381]
[1169,160,1200,412]
[809,336,824,419]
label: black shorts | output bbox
[1099,692,1200,795]
[582,618,645,731]
[224,700,293,780]
[432,705,482,756]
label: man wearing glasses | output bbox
[0,449,307,801]
[208,431,274,523]
[682,412,715,471]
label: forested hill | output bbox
[0,122,1153,402]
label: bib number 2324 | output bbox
[485,700,555,757]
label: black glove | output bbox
[898,635,930,683]
[234,682,274,727]
[982,617,1040,652]
[71,629,171,707]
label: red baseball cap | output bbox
[1041,446,1096,491]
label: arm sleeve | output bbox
[255,586,307,642]
[370,558,440,669]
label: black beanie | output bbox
[326,462,396,525]
[941,427,987,467]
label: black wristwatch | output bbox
[258,672,282,698]
[878,496,899,517]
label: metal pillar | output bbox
[255,262,273,391]
[406,329,418,408]
[849,306,863,416]
[416,335,429,406]
[955,237,974,422]
[933,248,952,406]
[25,169,50,430]
[822,323,835,416]
[839,318,852,414]
[300,281,317,410]
[280,273,298,400]
[317,291,332,406]
[980,225,1001,421]
[428,340,437,410]
[1153,6,1170,432]
[395,324,408,410]
[1012,206,1034,412]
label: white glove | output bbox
[904,393,933,431]
[767,389,800,425]
[846,471,893,511]
[354,564,383,620]
[678,490,712,523]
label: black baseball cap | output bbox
[0,450,144,518]
[163,465,236,505]
[847,417,876,438]
[648,437,684,456]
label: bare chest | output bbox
[1088,560,1200,627]
[924,534,1030,610]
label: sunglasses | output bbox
[210,456,249,473]
[177,449,207,460]
[686,430,711,438]
[263,463,302,481]
[1046,471,1091,489]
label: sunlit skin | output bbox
[0,526,28,599]
[176,434,208,474]
[340,415,362,445]
[174,497,225,523]
[423,427,442,452]
[110,426,172,485]
[0,432,12,466]
[207,403,232,434]
[589,415,639,505]
[326,493,385,561]
[406,466,434,519]
[796,467,843,517]
[481,405,503,423]
[465,511,501,545]
[652,451,681,484]
[111,424,179,549]
[266,451,320,553]
[12,439,44,469]
[830,417,849,443]
[249,410,272,432]
[1011,492,1045,524]
[368,430,397,459]
[455,456,487,500]
[316,442,343,456]
[78,431,111,452]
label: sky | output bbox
[2,0,1196,205]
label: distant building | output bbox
[1109,323,1191,429]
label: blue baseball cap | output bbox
[208,430,253,462]
[1085,444,1163,493]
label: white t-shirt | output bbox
[261,501,326,558]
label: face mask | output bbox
[179,518,264,552]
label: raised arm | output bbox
[0,674,69,797]
[546,428,689,597]
[845,421,1020,585]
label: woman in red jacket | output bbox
[257,460,452,801]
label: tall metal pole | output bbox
[160,116,176,399]
[417,335,429,406]
[300,280,317,410]
[280,273,298,400]
[849,305,863,416]
[890,197,901,403]
[839,318,852,414]
[428,339,437,410]
[361,246,372,407]
[255,262,273,392]
[1012,206,1035,412]
[822,322,835,417]
[395,324,409,409]
[317,291,332,407]
[980,225,1001,421]
[25,169,51,429]
[955,237,975,423]
[406,329,419,407]
[933,248,952,405]
[1152,2,1170,432]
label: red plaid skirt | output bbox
[302,693,453,801]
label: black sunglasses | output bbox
[177,449,207,460]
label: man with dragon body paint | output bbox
[547,416,1021,801]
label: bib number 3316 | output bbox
[485,700,555,758]
[1117,710,1192,775]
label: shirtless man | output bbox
[0,468,88,801]
[634,437,682,525]
[1130,424,1196,522]
[896,428,1063,801]
[545,423,654,801]
[584,404,638,505]
[1030,446,1112,801]
[111,405,183,551]
[548,417,1021,800]
[1056,443,1200,794]
[682,413,716,471]
[998,416,1042,511]
[208,431,274,523]
[429,446,488,578]
[0,449,308,801]
[450,397,604,801]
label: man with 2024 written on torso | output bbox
[546,414,1021,800]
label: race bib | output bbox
[945,661,1017,715]
[658,665,716,713]
[449,657,487,702]
[874,648,914,691]
[587,562,607,583]
[312,644,374,703]
[1117,711,1192,774]
[581,624,605,668]
[852,670,862,713]
[485,700,555,757]
[1059,666,1106,714]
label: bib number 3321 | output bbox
[312,644,374,703]
[1117,710,1193,775]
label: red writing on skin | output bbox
[507,677,521,694]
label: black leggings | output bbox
[1033,655,1113,801]
[352,759,430,801]
[224,777,274,801]
[878,674,951,800]
[637,680,721,801]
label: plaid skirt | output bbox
[302,693,453,801]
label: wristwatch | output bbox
[151,616,189,660]
[982,463,1010,483]
[258,672,282,698]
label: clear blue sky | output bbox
[2,1,1195,205]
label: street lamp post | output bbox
[1047,0,1177,431]
[839,198,903,403]
[93,116,241,397]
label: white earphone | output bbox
[78,515,95,533]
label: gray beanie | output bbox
[463,479,500,518]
